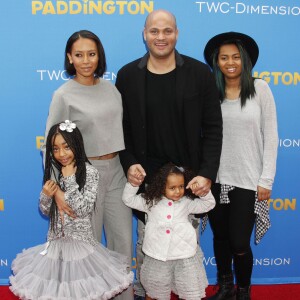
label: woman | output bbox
[44,30,133,300]
[203,32,278,300]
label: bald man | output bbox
[116,9,222,299]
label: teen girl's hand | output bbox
[186,176,212,197]
[257,186,271,201]
[54,187,76,219]
[61,160,77,177]
[127,164,146,187]
[42,180,58,197]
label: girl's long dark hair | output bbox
[212,39,256,108]
[43,123,90,232]
[143,162,196,208]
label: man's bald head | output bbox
[144,9,177,30]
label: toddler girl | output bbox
[122,162,215,300]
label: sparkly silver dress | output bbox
[10,164,133,300]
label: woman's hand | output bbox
[42,180,58,197]
[257,186,271,201]
[54,187,76,219]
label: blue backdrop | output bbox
[0,0,299,285]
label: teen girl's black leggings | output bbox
[208,183,256,287]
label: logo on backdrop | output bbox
[32,0,154,15]
[0,259,8,267]
[195,1,300,16]
[253,257,291,266]
[268,198,296,211]
[37,69,300,86]
[37,70,117,82]
[37,136,45,150]
[0,199,4,211]
[203,257,291,266]
[253,71,300,86]
[279,139,300,148]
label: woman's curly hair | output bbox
[143,162,196,208]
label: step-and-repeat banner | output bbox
[0,0,299,285]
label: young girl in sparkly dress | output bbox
[10,120,133,300]
[122,162,215,300]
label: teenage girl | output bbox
[204,32,278,300]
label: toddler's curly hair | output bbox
[143,162,196,208]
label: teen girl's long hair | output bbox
[143,162,196,209]
[43,123,90,232]
[212,39,256,108]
